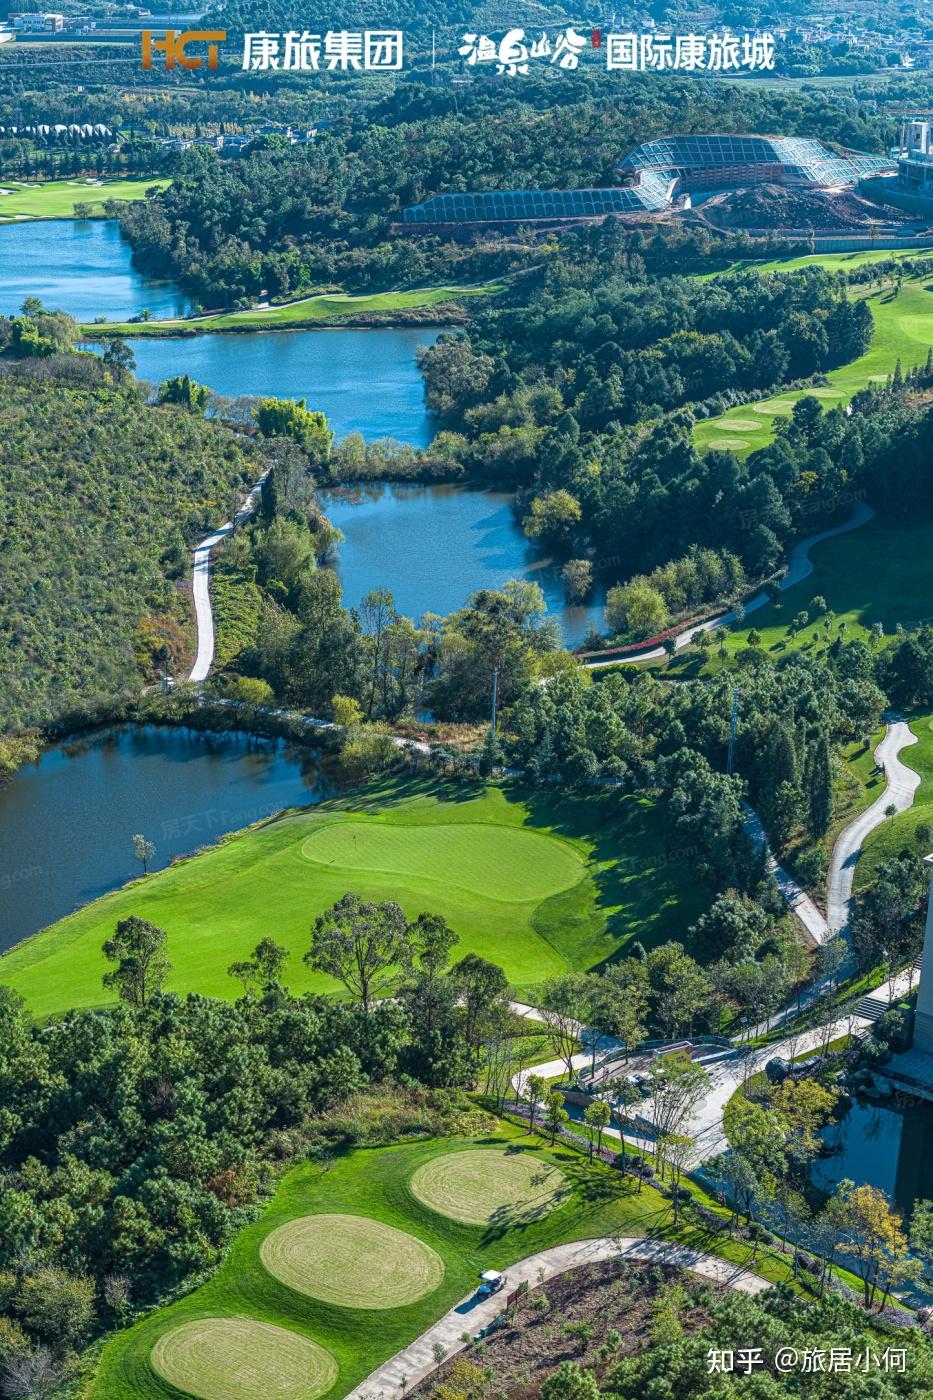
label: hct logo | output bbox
[142,29,226,70]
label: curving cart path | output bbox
[187,471,270,683]
[826,715,920,935]
[585,500,876,669]
[346,1237,769,1400]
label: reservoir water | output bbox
[0,218,190,321]
[0,725,327,951]
[321,483,605,645]
[124,328,443,446]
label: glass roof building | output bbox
[401,134,894,225]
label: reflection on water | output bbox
[123,327,443,446]
[0,219,190,321]
[320,482,605,646]
[812,1093,933,1217]
[0,725,327,950]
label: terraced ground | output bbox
[694,252,933,457]
[88,1123,803,1400]
[0,778,710,1018]
[0,177,170,220]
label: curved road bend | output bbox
[345,1238,769,1400]
[826,716,920,935]
[187,471,270,684]
[585,500,877,669]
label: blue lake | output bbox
[0,218,190,321]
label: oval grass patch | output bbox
[260,1213,444,1309]
[301,820,583,903]
[409,1149,569,1226]
[150,1317,336,1400]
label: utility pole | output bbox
[727,686,741,775]
[491,666,499,734]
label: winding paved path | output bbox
[827,716,920,934]
[346,1237,769,1400]
[585,500,876,669]
[187,471,270,683]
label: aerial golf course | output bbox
[89,1128,798,1400]
[0,779,709,1019]
[694,248,933,456]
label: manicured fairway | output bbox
[260,1214,445,1308]
[660,512,933,681]
[0,778,709,1016]
[409,1148,570,1226]
[694,266,933,457]
[150,1317,337,1400]
[81,283,502,335]
[0,177,169,220]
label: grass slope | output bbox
[81,284,502,336]
[88,1124,802,1400]
[694,263,933,457]
[0,779,709,1017]
[0,177,169,220]
[659,512,933,681]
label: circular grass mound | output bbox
[301,820,584,903]
[715,418,760,431]
[260,1213,444,1309]
[150,1317,336,1400]
[706,436,756,452]
[410,1149,570,1226]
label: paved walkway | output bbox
[827,715,920,934]
[585,501,876,669]
[743,803,829,946]
[187,471,270,683]
[345,1237,769,1400]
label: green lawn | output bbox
[88,1123,800,1400]
[694,266,933,457]
[659,512,933,681]
[81,283,502,336]
[0,177,169,221]
[0,778,710,1018]
[855,708,933,887]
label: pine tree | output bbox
[805,733,834,838]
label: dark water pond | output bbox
[0,725,327,950]
[320,482,606,646]
[812,1094,933,1217]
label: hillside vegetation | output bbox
[0,373,257,729]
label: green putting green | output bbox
[409,1148,570,1226]
[260,1213,445,1309]
[149,1317,337,1400]
[301,819,583,902]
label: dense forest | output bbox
[0,361,259,730]
[115,75,895,306]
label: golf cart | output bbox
[477,1269,506,1299]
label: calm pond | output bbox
[124,327,443,446]
[0,725,327,951]
[321,483,605,645]
[812,1094,933,1217]
[0,218,189,321]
